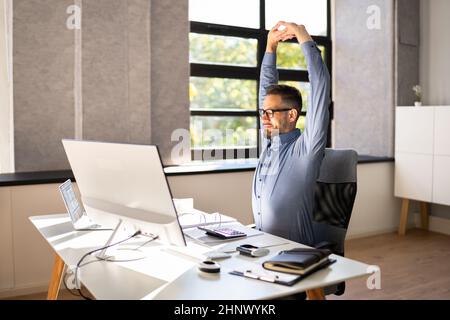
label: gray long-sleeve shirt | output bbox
[252,41,331,246]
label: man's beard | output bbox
[263,128,280,140]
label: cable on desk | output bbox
[130,234,159,251]
[94,234,159,262]
[63,259,111,299]
[74,230,142,300]
[62,271,81,298]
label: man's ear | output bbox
[289,109,299,123]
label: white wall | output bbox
[420,0,450,106]
[420,0,450,220]
[0,0,13,173]
[347,163,402,238]
[0,163,403,297]
[0,184,68,298]
[0,186,14,292]
[168,172,254,226]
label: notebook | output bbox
[262,248,332,275]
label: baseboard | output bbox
[346,227,399,240]
[347,214,450,240]
[346,219,416,240]
[414,213,450,236]
[0,282,48,299]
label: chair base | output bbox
[334,282,346,296]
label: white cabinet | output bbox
[395,107,434,154]
[434,108,450,156]
[432,108,450,205]
[395,107,434,202]
[395,106,450,205]
[395,106,450,234]
[395,153,433,202]
[433,156,450,205]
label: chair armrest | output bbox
[314,241,345,257]
[314,241,337,251]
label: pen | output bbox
[243,271,259,279]
[243,270,279,283]
[259,275,277,283]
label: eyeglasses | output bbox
[258,108,293,118]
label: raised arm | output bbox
[280,23,331,155]
[258,23,286,109]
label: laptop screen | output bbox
[59,179,83,223]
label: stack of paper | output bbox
[183,222,263,245]
[177,208,237,229]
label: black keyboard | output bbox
[199,226,247,239]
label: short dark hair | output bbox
[266,85,303,114]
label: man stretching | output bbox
[252,22,331,246]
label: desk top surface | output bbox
[30,214,372,300]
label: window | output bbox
[189,0,332,160]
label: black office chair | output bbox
[312,148,358,296]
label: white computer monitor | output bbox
[61,139,186,247]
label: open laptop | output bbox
[58,179,109,230]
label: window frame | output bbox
[189,0,332,160]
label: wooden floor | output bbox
[5,228,450,300]
[3,289,85,300]
[329,229,450,300]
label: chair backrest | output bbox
[312,149,358,255]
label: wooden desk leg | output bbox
[306,288,326,300]
[47,254,65,300]
[420,202,429,231]
[399,198,410,236]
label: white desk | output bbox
[30,214,372,300]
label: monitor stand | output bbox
[95,219,148,262]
